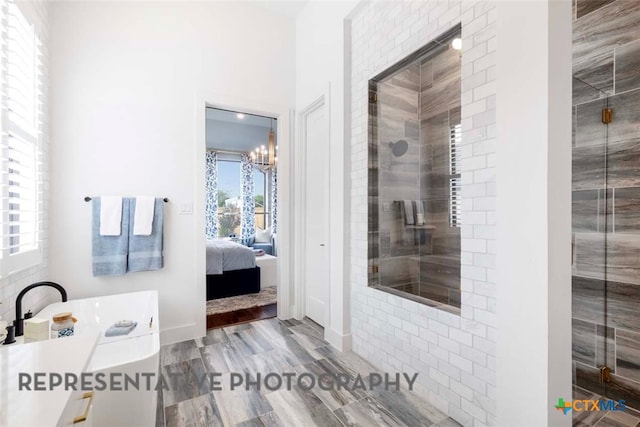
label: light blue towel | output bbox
[105,322,137,337]
[128,198,164,272]
[92,197,130,276]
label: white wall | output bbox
[49,1,295,343]
[295,0,357,350]
[496,1,572,425]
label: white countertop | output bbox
[0,332,99,427]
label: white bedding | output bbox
[206,239,256,274]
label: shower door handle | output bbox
[320,244,325,246]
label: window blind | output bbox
[449,123,462,228]
[1,0,44,273]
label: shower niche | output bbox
[368,25,462,312]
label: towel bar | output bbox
[84,196,169,202]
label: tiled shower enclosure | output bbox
[572,0,640,409]
[368,25,462,313]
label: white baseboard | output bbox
[325,327,352,352]
[160,323,198,346]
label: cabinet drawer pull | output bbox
[73,391,94,424]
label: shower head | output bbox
[389,140,408,157]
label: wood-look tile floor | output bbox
[156,317,461,427]
[574,386,640,426]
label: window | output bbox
[1,0,44,274]
[449,123,462,227]
[216,160,241,237]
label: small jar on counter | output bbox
[51,312,75,339]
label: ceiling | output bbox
[206,108,276,153]
[249,0,309,18]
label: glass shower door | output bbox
[572,87,610,399]
[573,81,640,411]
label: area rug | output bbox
[206,287,277,316]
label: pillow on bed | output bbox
[255,227,272,243]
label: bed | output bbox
[206,239,261,300]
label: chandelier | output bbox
[251,118,277,173]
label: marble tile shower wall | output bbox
[376,65,421,290]
[351,1,497,426]
[418,41,462,308]
[572,0,640,410]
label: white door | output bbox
[303,102,329,326]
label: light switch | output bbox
[179,202,193,215]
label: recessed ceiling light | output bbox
[451,38,462,51]
[236,113,245,119]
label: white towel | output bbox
[415,200,425,225]
[403,200,415,225]
[100,196,123,236]
[133,196,156,236]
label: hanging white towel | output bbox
[403,200,415,225]
[133,196,156,236]
[100,196,123,236]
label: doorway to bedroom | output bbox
[205,107,278,329]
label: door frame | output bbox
[195,91,294,337]
[295,86,331,324]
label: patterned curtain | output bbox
[271,168,278,234]
[205,151,218,239]
[240,154,255,244]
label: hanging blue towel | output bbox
[92,197,130,276]
[128,198,164,272]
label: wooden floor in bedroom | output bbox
[206,303,277,329]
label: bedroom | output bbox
[204,107,279,328]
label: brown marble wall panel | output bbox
[575,365,640,411]
[573,233,606,279]
[575,362,606,396]
[420,78,460,121]
[420,45,461,121]
[572,144,606,190]
[575,97,608,147]
[419,255,460,290]
[420,171,450,200]
[614,39,640,94]
[596,324,616,373]
[617,329,640,383]
[573,275,640,332]
[420,112,449,172]
[606,234,640,285]
[614,187,640,232]
[573,0,640,93]
[432,235,461,255]
[607,88,640,146]
[420,60,433,92]
[576,0,615,18]
[571,105,577,147]
[604,373,640,410]
[573,76,605,105]
[572,190,600,232]
[575,233,640,285]
[417,283,449,305]
[572,275,607,326]
[573,318,597,366]
[379,256,419,287]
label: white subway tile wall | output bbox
[350,1,496,425]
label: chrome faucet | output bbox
[14,281,67,337]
